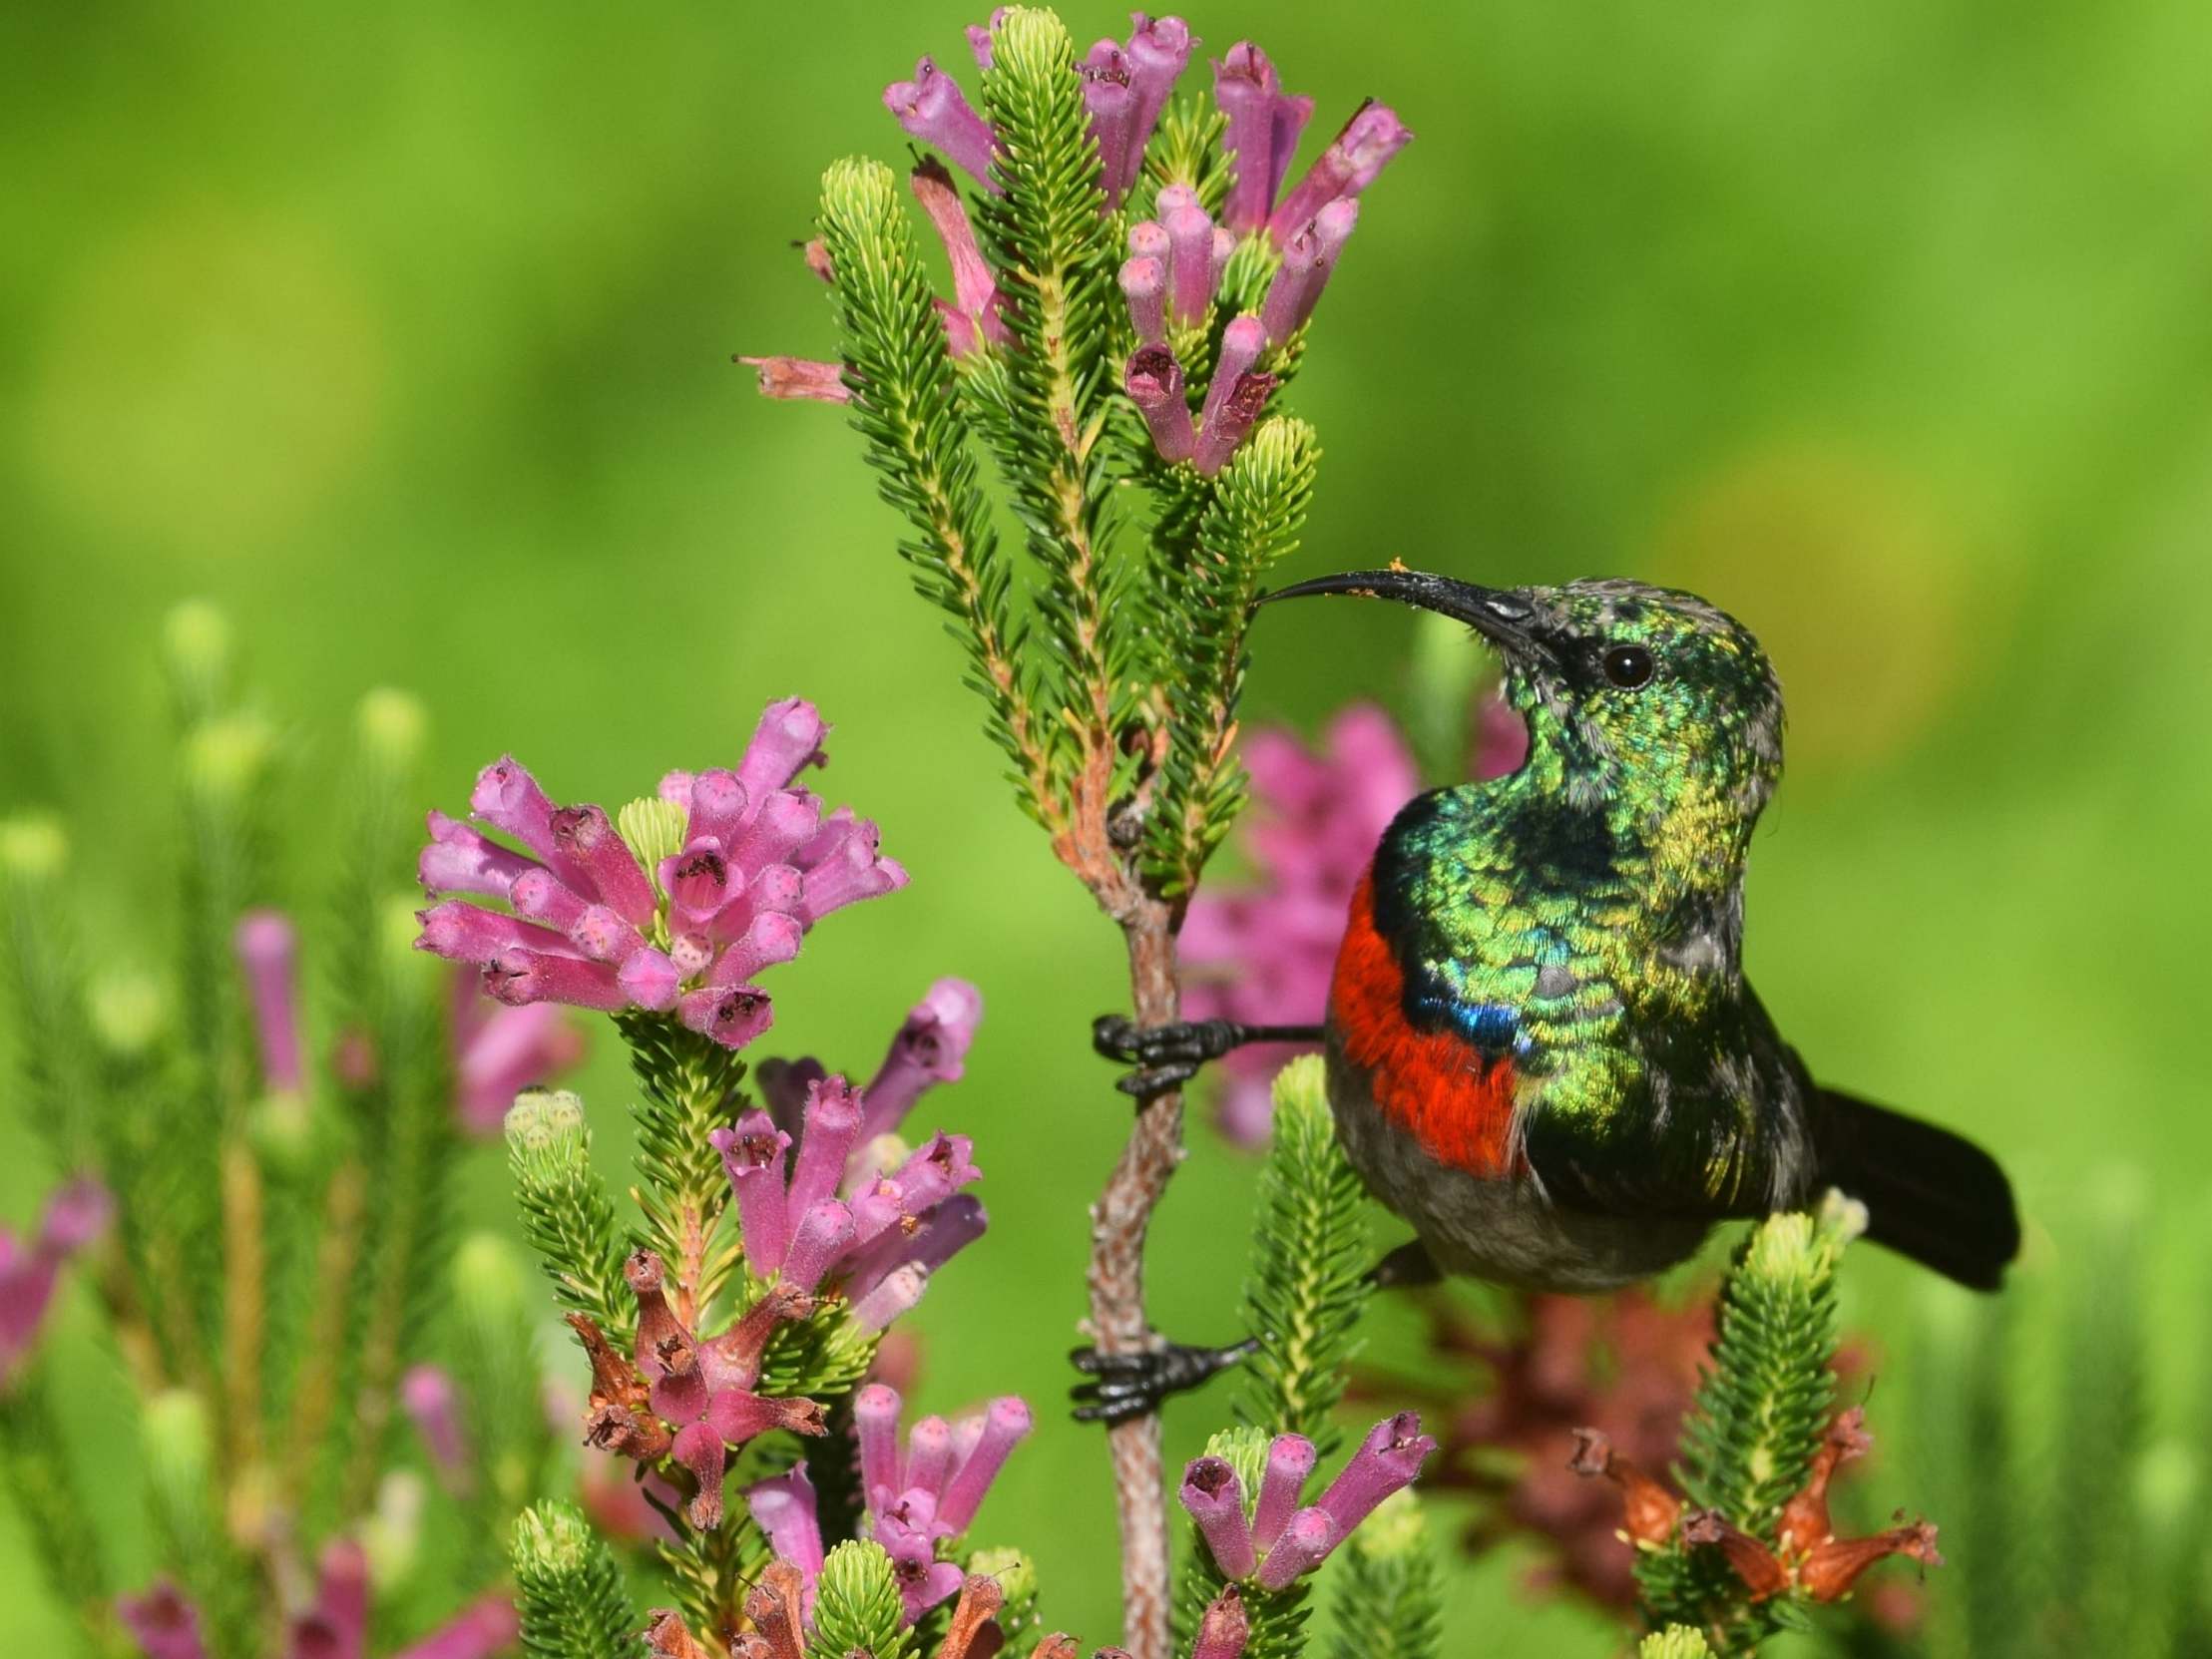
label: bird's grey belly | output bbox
[1325,1046,1708,1293]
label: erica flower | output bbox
[570,1254,825,1529]
[1575,1405,1944,1606]
[234,910,304,1093]
[400,1364,471,1494]
[285,1538,368,1659]
[1180,705,1421,1143]
[118,1581,207,1659]
[1,1176,111,1383]
[1082,14,1196,206]
[909,160,1014,358]
[388,1594,519,1659]
[1212,44,1312,235]
[712,1074,987,1331]
[883,56,999,193]
[1178,1414,1437,1591]
[817,1382,1034,1619]
[417,697,905,1052]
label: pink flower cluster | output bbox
[1179,1413,1438,1590]
[416,698,905,1051]
[713,1072,987,1335]
[746,1383,1033,1624]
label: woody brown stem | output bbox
[1066,723,1183,1659]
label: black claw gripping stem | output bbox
[1091,1014,1327,1102]
[1068,1337,1260,1425]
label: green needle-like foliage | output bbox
[1143,416,1321,893]
[804,1539,917,1659]
[142,1390,257,1659]
[513,1500,644,1659]
[448,1233,557,1584]
[1235,1054,1373,1451]
[617,1015,746,1312]
[0,1368,128,1659]
[1325,1490,1442,1659]
[1636,1197,1858,1645]
[974,8,1123,766]
[507,1087,630,1336]
[815,155,1039,810]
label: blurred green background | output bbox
[5,0,2210,1649]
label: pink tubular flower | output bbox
[1180,1415,1432,1589]
[416,698,906,1052]
[1081,14,1194,205]
[1124,345,1195,465]
[234,910,303,1092]
[1,1177,112,1382]
[910,161,1014,356]
[1180,705,1421,1144]
[737,356,851,404]
[836,1383,1033,1623]
[118,1581,207,1659]
[861,977,985,1141]
[884,57,1000,193]
[711,1079,986,1325]
[1268,100,1414,246]
[286,1538,369,1659]
[401,1364,471,1494]
[389,1594,519,1659]
[1213,43,1313,235]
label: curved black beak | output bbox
[1255,567,1539,650]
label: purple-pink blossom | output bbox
[1179,1417,1435,1590]
[710,1076,986,1327]
[1268,100,1415,246]
[401,1364,471,1494]
[1213,43,1312,235]
[234,910,304,1093]
[910,160,1014,358]
[1179,705,1423,1143]
[119,1581,207,1659]
[388,1594,519,1659]
[416,698,906,1052]
[285,1537,368,1659]
[829,1383,1033,1621]
[884,57,1000,193]
[0,1177,111,1382]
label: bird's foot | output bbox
[1069,1336,1258,1425]
[1091,1015,1325,1102]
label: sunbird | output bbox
[1079,567,2019,1422]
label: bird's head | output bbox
[1261,568,1785,829]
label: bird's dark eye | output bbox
[1601,642,1655,688]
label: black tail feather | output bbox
[1812,1088,2020,1292]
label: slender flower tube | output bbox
[0,1177,112,1380]
[1192,315,1276,476]
[856,1382,904,1509]
[861,978,984,1140]
[747,1467,827,1588]
[1123,13,1196,181]
[1268,101,1414,245]
[1254,1506,1337,1589]
[964,11,1005,70]
[451,976,584,1136]
[883,58,1000,193]
[1213,42,1313,233]
[1124,345,1195,464]
[1163,196,1219,324]
[233,910,303,1092]
[387,1596,518,1659]
[400,1365,471,1493]
[738,357,850,403]
[1197,314,1266,440]
[937,1395,1033,1530]
[1120,254,1166,345]
[1259,198,1358,345]
[1251,1433,1318,1551]
[1080,40,1137,205]
[1315,1411,1439,1536]
[910,160,1013,352]
[1179,1455,1257,1579]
